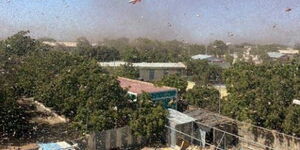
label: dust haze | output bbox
[0,0,300,45]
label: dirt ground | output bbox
[0,98,82,148]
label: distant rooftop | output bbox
[191,54,224,62]
[278,49,299,54]
[118,77,176,94]
[267,52,286,58]
[43,41,77,47]
[99,61,186,68]
[191,54,213,60]
[43,41,97,47]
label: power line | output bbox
[196,108,300,140]
[194,121,275,150]
[165,125,225,150]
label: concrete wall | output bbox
[139,68,185,81]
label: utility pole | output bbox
[218,85,221,114]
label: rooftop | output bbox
[191,54,225,63]
[99,61,186,68]
[267,52,286,58]
[43,41,77,47]
[184,108,233,127]
[118,77,177,94]
[191,54,213,60]
[43,41,97,47]
[278,49,299,54]
[168,108,196,125]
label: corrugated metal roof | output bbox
[267,52,285,58]
[98,61,186,68]
[168,108,196,124]
[118,77,176,94]
[191,54,213,60]
[184,109,233,127]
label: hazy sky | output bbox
[0,0,300,45]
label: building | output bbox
[43,41,78,47]
[278,49,299,55]
[191,54,230,68]
[118,77,178,108]
[99,61,187,81]
[278,49,299,59]
[191,54,214,60]
[42,41,98,47]
[267,52,289,61]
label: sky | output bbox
[0,0,300,45]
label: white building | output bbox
[99,61,187,81]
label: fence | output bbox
[87,126,145,150]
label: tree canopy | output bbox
[111,63,139,79]
[1,31,49,56]
[0,53,30,140]
[156,74,187,95]
[207,40,228,57]
[222,62,300,136]
[0,32,169,142]
[186,60,223,85]
[184,85,220,112]
[129,93,168,142]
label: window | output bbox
[149,69,155,80]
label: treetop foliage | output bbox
[0,32,168,142]
[222,62,300,136]
[156,74,188,96]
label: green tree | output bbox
[77,45,121,61]
[283,105,300,136]
[1,31,49,56]
[184,85,220,112]
[186,60,223,85]
[294,43,300,50]
[112,63,139,79]
[225,53,234,64]
[129,93,168,142]
[0,58,30,139]
[93,46,120,61]
[222,62,299,134]
[208,40,228,57]
[36,60,132,133]
[76,37,92,51]
[156,74,187,95]
[16,51,85,96]
[0,88,30,139]
[122,47,142,62]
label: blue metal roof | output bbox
[38,142,73,150]
[38,143,62,150]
